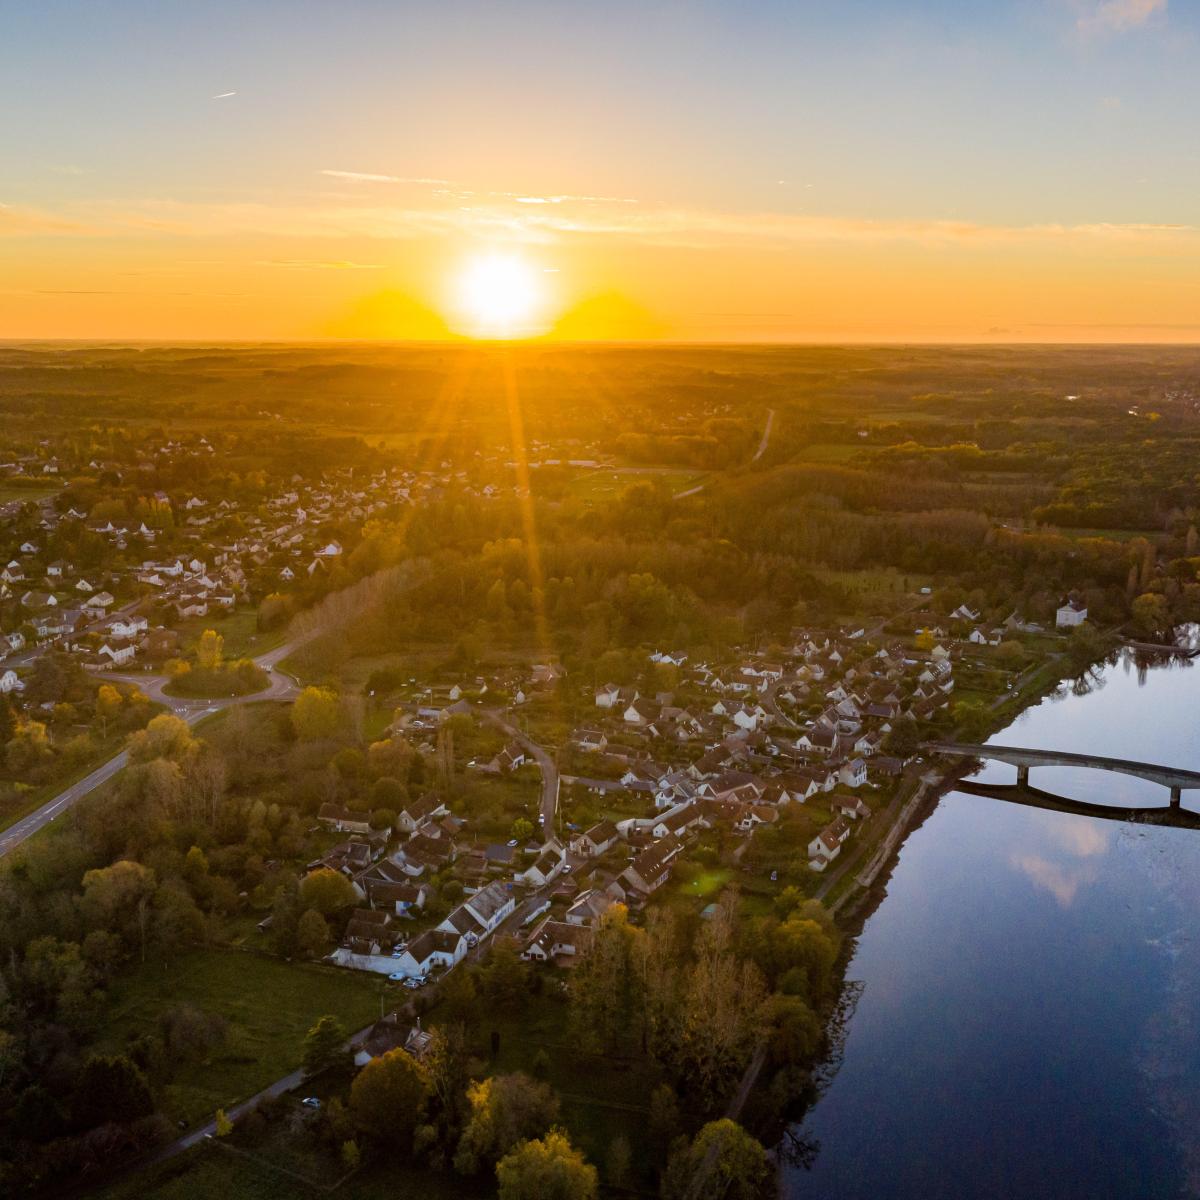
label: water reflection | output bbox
[789,633,1200,1200]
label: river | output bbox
[789,639,1200,1199]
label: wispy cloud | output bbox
[0,203,94,236]
[319,169,448,185]
[260,259,384,270]
[1077,0,1166,34]
[13,192,1200,256]
[211,91,237,99]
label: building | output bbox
[1056,596,1088,629]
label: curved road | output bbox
[481,708,560,832]
[0,639,305,860]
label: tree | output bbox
[297,908,332,958]
[299,867,359,915]
[350,1047,429,1146]
[196,629,224,670]
[1132,592,1172,639]
[882,716,920,759]
[341,1139,361,1170]
[606,1134,632,1187]
[495,1129,598,1200]
[292,686,342,741]
[454,1072,560,1174]
[215,1108,233,1138]
[74,1055,155,1128]
[95,683,123,734]
[510,817,534,842]
[661,1119,770,1200]
[127,713,197,764]
[303,1015,349,1077]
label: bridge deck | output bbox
[926,742,1200,791]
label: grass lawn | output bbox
[566,467,705,503]
[95,948,390,1127]
[174,611,285,661]
[0,482,61,503]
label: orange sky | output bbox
[4,1,1199,342]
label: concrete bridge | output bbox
[926,742,1200,808]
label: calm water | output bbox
[790,643,1200,1200]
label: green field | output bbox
[174,611,286,661]
[95,949,390,1126]
[565,467,705,503]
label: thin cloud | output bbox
[0,204,94,236]
[211,91,238,99]
[1077,0,1166,34]
[319,169,448,185]
[260,259,384,270]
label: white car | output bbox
[403,977,425,990]
[301,1097,321,1109]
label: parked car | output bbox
[403,977,424,990]
[301,1097,321,1109]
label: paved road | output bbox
[481,708,560,832]
[0,638,306,860]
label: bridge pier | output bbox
[1171,786,1182,808]
[1017,764,1029,787]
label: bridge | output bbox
[926,742,1200,808]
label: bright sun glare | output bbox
[455,254,543,338]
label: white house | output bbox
[808,816,852,871]
[391,928,466,978]
[0,669,24,693]
[838,758,868,789]
[463,880,515,934]
[1056,597,1088,629]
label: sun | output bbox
[453,253,546,338]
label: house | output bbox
[570,819,619,858]
[108,615,149,641]
[565,888,614,926]
[808,816,852,871]
[838,758,868,789]
[367,880,428,916]
[594,683,624,708]
[345,908,393,955]
[463,879,516,933]
[520,843,567,888]
[396,792,448,834]
[97,641,136,668]
[317,804,373,834]
[572,728,608,753]
[623,698,660,726]
[353,1014,432,1068]
[490,742,526,773]
[82,591,116,617]
[522,918,594,964]
[391,928,466,978]
[651,803,702,840]
[0,669,24,693]
[621,835,684,896]
[833,795,871,820]
[1056,596,1088,629]
[4,631,25,653]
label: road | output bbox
[674,407,776,500]
[0,637,306,860]
[148,1021,378,1162]
[4,596,145,667]
[750,407,776,464]
[481,708,560,831]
